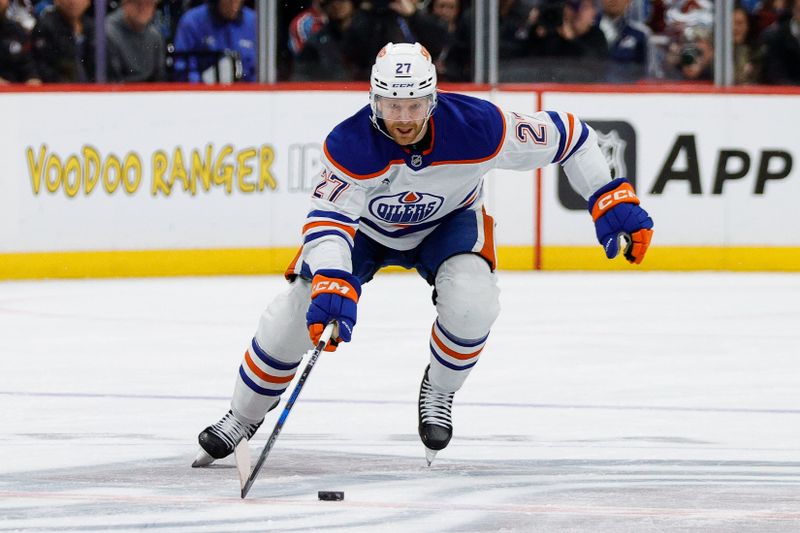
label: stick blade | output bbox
[234,439,251,492]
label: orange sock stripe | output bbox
[431,326,484,360]
[244,351,296,384]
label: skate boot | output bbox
[192,405,273,467]
[417,365,454,466]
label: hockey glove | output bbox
[306,269,361,352]
[587,178,654,264]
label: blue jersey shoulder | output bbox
[431,93,505,163]
[324,105,398,180]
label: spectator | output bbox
[663,0,714,32]
[292,0,356,80]
[733,4,760,84]
[1,0,40,83]
[570,0,607,57]
[665,24,713,80]
[152,0,188,45]
[106,0,166,82]
[761,0,800,84]
[343,0,450,79]
[752,0,788,37]
[6,0,35,32]
[526,0,606,59]
[31,0,95,82]
[173,0,257,82]
[598,0,650,81]
[428,0,463,80]
[430,0,459,32]
[288,0,326,58]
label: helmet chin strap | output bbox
[370,115,396,142]
[370,112,433,145]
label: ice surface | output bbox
[1,272,799,532]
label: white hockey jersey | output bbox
[289,92,612,276]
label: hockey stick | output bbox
[240,322,336,499]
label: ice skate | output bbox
[192,405,273,467]
[417,365,454,466]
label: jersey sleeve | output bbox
[300,162,366,274]
[494,110,611,200]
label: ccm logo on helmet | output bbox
[312,280,351,296]
[598,189,637,211]
[392,83,414,88]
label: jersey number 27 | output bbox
[313,173,349,202]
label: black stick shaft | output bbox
[240,324,334,498]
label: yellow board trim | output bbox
[537,246,800,272]
[1,245,799,280]
[0,248,300,280]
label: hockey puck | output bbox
[317,491,344,501]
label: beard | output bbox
[384,119,427,146]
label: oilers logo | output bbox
[369,191,444,224]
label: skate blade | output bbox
[234,439,251,489]
[424,447,438,466]
[192,448,215,468]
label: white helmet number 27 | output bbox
[370,42,438,123]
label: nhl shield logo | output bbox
[411,154,423,168]
[557,120,637,210]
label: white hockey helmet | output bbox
[369,42,438,124]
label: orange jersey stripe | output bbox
[479,207,497,270]
[284,246,303,280]
[431,326,484,360]
[560,113,576,162]
[244,351,296,384]
[302,220,357,238]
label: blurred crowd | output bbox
[2,0,800,85]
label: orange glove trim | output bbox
[308,323,341,352]
[626,228,653,265]
[591,182,640,221]
[310,274,360,304]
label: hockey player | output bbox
[193,42,653,467]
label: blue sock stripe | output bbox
[250,338,300,371]
[430,344,479,371]
[239,366,287,396]
[434,319,489,348]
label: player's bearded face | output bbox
[376,96,432,145]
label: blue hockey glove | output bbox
[306,269,361,352]
[587,178,654,264]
